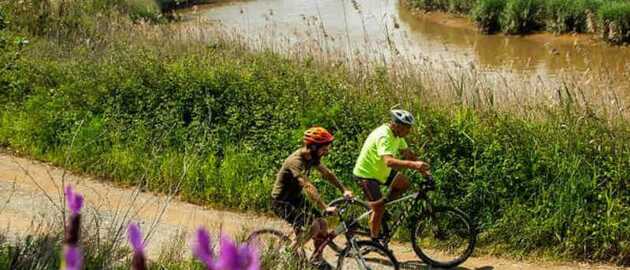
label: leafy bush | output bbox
[501,0,545,34]
[448,0,478,13]
[472,0,507,33]
[598,1,630,44]
[409,0,476,13]
[544,0,601,33]
[409,0,450,11]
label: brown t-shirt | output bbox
[271,149,321,203]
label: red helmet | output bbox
[304,127,334,146]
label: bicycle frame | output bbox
[340,185,435,244]
[306,205,378,269]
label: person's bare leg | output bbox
[312,218,328,259]
[386,174,410,202]
[368,198,386,238]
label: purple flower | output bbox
[191,228,260,270]
[127,223,144,254]
[64,246,82,270]
[127,223,148,270]
[215,234,239,270]
[64,185,84,215]
[216,234,259,270]
[192,227,214,267]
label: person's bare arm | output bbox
[297,176,327,210]
[317,164,353,198]
[316,164,346,192]
[383,155,430,176]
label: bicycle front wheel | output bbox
[336,240,399,270]
[246,229,294,268]
[411,207,476,268]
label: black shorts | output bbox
[355,170,398,202]
[271,198,321,231]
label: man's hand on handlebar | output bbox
[411,161,431,174]
[324,206,337,215]
[343,190,354,200]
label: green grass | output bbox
[410,0,630,43]
[544,0,601,33]
[598,1,630,44]
[0,0,629,265]
[472,0,506,33]
[501,0,545,34]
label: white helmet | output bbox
[390,109,415,126]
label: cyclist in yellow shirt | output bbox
[353,109,432,241]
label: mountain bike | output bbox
[328,176,476,268]
[246,200,400,270]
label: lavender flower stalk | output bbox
[64,246,82,270]
[63,185,84,270]
[192,227,260,270]
[192,227,214,268]
[127,223,147,270]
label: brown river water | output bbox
[181,0,630,113]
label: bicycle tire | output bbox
[246,229,294,268]
[336,240,400,270]
[328,198,372,237]
[410,207,476,268]
[328,197,393,239]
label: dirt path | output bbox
[0,153,625,270]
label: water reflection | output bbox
[185,0,629,92]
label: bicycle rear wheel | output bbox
[336,240,399,270]
[410,207,476,268]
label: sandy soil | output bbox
[0,153,626,270]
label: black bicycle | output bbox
[246,200,400,269]
[328,176,476,268]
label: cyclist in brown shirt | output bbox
[271,127,352,268]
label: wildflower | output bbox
[63,185,84,270]
[128,223,147,270]
[192,227,259,270]
[64,246,82,270]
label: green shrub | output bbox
[501,0,545,34]
[544,0,601,33]
[449,0,477,13]
[472,0,507,33]
[409,0,475,13]
[598,1,630,44]
[409,0,450,11]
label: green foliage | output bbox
[412,0,629,43]
[501,0,545,34]
[0,234,61,269]
[544,0,601,33]
[0,1,629,264]
[598,1,630,44]
[410,0,477,13]
[472,0,507,33]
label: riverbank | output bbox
[401,0,605,47]
[406,0,630,44]
[0,0,628,265]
